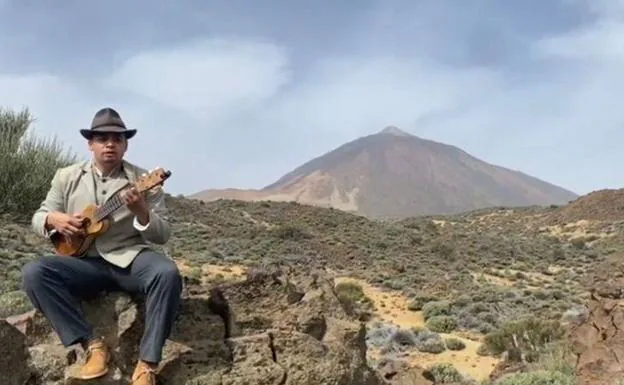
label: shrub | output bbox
[335,281,373,318]
[407,294,438,311]
[422,300,452,320]
[422,363,464,383]
[389,328,417,347]
[495,370,575,385]
[413,329,446,354]
[444,337,466,351]
[484,318,566,362]
[270,223,311,240]
[426,315,458,333]
[335,281,369,304]
[0,107,78,220]
[366,323,419,354]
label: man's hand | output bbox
[121,186,149,224]
[47,212,85,237]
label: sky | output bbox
[0,0,622,196]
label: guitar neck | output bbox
[94,189,128,221]
[94,186,157,222]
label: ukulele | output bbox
[49,167,172,257]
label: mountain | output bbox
[191,126,578,218]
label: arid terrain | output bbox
[3,188,624,384]
[192,126,578,218]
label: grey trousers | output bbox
[21,249,183,363]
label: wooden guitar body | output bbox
[51,204,112,257]
[49,167,171,257]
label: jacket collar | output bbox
[80,159,138,182]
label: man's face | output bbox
[88,132,128,165]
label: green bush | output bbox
[444,337,466,351]
[335,281,368,303]
[426,315,458,333]
[484,318,565,361]
[335,281,373,319]
[495,370,575,385]
[422,363,464,383]
[0,107,78,220]
[407,294,438,311]
[422,300,452,320]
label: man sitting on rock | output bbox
[21,107,183,385]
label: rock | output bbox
[0,319,31,385]
[488,360,528,383]
[391,368,432,385]
[569,292,624,385]
[222,332,286,385]
[29,344,77,383]
[375,359,431,385]
[4,267,385,385]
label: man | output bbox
[21,107,182,385]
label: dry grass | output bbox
[2,193,623,383]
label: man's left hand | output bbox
[121,186,149,224]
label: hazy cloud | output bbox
[0,0,622,195]
[106,39,291,120]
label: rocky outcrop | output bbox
[0,319,31,385]
[375,359,431,385]
[1,267,384,385]
[569,292,624,385]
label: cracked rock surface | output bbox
[569,291,624,385]
[1,266,385,385]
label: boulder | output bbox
[569,291,624,385]
[1,266,385,385]
[0,319,31,385]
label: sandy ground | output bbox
[335,276,499,382]
[176,261,499,381]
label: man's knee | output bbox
[21,257,52,291]
[153,259,183,291]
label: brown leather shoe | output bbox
[70,338,110,380]
[131,360,157,385]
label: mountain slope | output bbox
[192,126,578,217]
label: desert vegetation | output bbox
[0,106,620,384]
[0,107,79,221]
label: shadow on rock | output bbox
[2,266,386,385]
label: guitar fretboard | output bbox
[93,187,159,222]
[94,190,126,222]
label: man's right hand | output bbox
[46,212,85,237]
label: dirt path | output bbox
[334,276,499,382]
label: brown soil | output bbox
[334,277,499,381]
[549,189,624,223]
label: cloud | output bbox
[263,57,504,140]
[1,1,624,196]
[0,74,97,155]
[106,38,291,121]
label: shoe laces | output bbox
[132,362,157,384]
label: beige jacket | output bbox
[31,159,171,268]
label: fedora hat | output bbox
[80,107,137,140]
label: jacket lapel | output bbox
[102,160,135,204]
[123,160,138,184]
[79,161,97,204]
